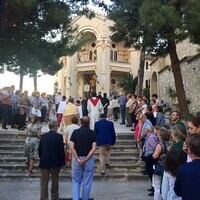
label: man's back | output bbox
[70,127,96,156]
[38,131,65,168]
[94,119,116,146]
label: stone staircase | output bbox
[0,129,146,181]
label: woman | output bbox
[156,106,165,127]
[171,124,187,149]
[183,116,200,162]
[188,116,200,134]
[161,148,186,200]
[18,93,28,131]
[152,127,171,199]
[24,116,42,175]
[125,94,133,127]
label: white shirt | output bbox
[55,95,62,104]
[63,124,80,146]
[57,101,66,114]
[161,171,181,200]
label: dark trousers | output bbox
[40,168,60,200]
[1,104,9,128]
[11,110,19,127]
[144,154,156,183]
[113,107,119,120]
[18,114,26,130]
[125,107,132,126]
[40,107,47,122]
[120,105,126,124]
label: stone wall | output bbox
[158,55,200,114]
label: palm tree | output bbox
[117,73,138,94]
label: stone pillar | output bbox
[96,40,111,95]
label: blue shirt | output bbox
[118,95,127,106]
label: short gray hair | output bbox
[48,121,58,130]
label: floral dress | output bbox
[24,123,42,159]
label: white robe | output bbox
[87,97,102,130]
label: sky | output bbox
[0,71,55,94]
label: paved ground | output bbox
[0,180,152,200]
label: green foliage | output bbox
[0,0,91,78]
[117,73,138,94]
[166,86,177,99]
[142,87,150,100]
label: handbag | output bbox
[31,107,42,117]
[154,161,164,176]
[64,145,72,164]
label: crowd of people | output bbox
[1,86,200,200]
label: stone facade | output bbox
[150,39,200,114]
[55,14,152,99]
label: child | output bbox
[161,148,186,200]
[174,134,200,200]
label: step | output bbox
[0,172,148,181]
[0,145,136,151]
[0,156,139,164]
[0,162,144,170]
[0,150,140,158]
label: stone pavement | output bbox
[0,180,152,200]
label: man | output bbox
[171,111,185,127]
[38,121,65,200]
[87,91,102,130]
[94,114,116,175]
[62,97,79,127]
[70,116,97,200]
[101,93,109,117]
[55,92,62,112]
[63,116,80,146]
[174,134,200,200]
[118,92,127,125]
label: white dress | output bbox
[161,171,181,200]
[87,97,102,130]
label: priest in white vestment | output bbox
[87,91,103,130]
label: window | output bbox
[114,51,118,61]
[146,62,149,70]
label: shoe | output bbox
[27,170,33,176]
[2,127,8,130]
[18,128,25,131]
[105,164,110,168]
[120,123,125,125]
[101,172,106,176]
[126,124,132,127]
[131,128,134,131]
[147,187,154,192]
[148,192,154,196]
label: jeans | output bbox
[120,105,126,124]
[72,156,94,200]
[40,168,60,200]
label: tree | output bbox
[0,0,94,90]
[139,0,192,117]
[117,73,138,94]
[108,0,200,117]
[108,0,146,96]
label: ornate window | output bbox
[89,42,97,61]
[110,43,118,61]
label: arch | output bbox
[151,71,158,95]
[79,26,100,40]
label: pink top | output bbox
[134,120,142,140]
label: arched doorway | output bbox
[151,71,158,95]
